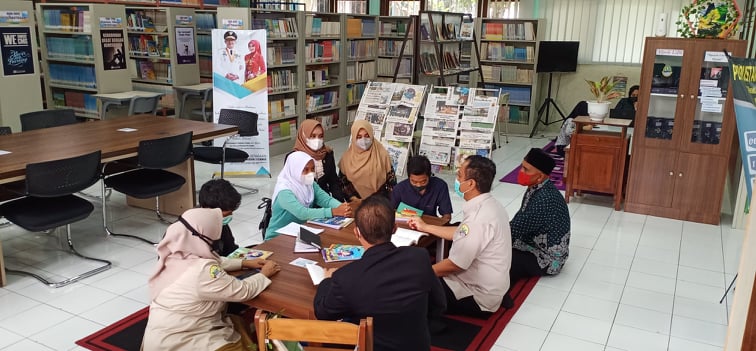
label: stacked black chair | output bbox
[0,126,11,135]
[20,109,78,131]
[102,132,193,245]
[193,108,259,194]
[0,150,111,287]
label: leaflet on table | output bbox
[226,247,273,260]
[322,244,365,262]
[275,222,324,237]
[419,143,452,165]
[305,263,326,285]
[390,227,427,247]
[289,257,318,268]
[396,202,423,222]
[307,216,355,229]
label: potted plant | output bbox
[585,76,622,120]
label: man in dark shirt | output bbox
[198,179,241,256]
[391,155,453,222]
[314,195,446,351]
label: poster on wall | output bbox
[212,29,270,176]
[100,29,126,70]
[0,27,33,76]
[727,53,756,212]
[175,27,196,64]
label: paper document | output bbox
[306,263,326,285]
[117,128,138,132]
[294,239,320,253]
[276,222,324,237]
[289,257,318,268]
[0,150,11,156]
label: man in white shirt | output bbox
[409,156,512,318]
[214,31,243,82]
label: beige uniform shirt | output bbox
[142,257,271,351]
[444,193,512,312]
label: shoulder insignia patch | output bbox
[209,264,223,279]
[458,224,469,236]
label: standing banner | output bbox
[727,54,756,212]
[212,29,270,176]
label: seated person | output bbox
[510,148,570,284]
[314,195,446,351]
[408,156,511,318]
[391,155,453,223]
[143,208,281,351]
[198,179,242,256]
[614,84,640,112]
[266,151,352,239]
[285,119,346,202]
[554,101,586,157]
[339,120,396,205]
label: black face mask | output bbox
[178,216,220,254]
[412,185,427,193]
[629,96,638,103]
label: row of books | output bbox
[305,66,331,88]
[48,63,96,88]
[346,83,367,105]
[199,56,212,76]
[378,39,413,57]
[45,36,94,61]
[304,16,340,37]
[269,69,297,92]
[126,10,166,32]
[377,57,412,77]
[346,18,377,38]
[269,97,297,119]
[418,51,462,74]
[480,43,534,62]
[195,12,216,31]
[267,45,296,65]
[134,60,171,82]
[305,41,340,63]
[482,22,536,41]
[197,34,212,54]
[128,34,170,58]
[481,65,533,83]
[347,109,357,124]
[252,18,299,38]
[507,106,530,124]
[347,40,376,59]
[41,8,91,32]
[346,61,376,82]
[269,120,296,143]
[310,112,339,129]
[51,90,98,116]
[306,91,339,113]
[420,22,459,41]
[496,85,532,105]
[379,21,412,37]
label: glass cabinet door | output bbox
[689,50,729,146]
[645,48,685,142]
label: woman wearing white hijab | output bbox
[143,208,281,351]
[266,151,352,240]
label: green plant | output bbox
[585,76,622,103]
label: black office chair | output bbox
[0,126,11,135]
[0,150,111,288]
[193,108,259,194]
[20,109,78,131]
[102,132,193,244]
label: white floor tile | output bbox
[677,266,726,288]
[122,284,151,305]
[668,336,724,351]
[540,332,604,351]
[675,280,725,304]
[578,262,630,286]
[494,322,547,351]
[0,327,24,349]
[551,311,612,345]
[571,276,625,302]
[1,339,55,351]
[607,324,670,351]
[561,293,619,322]
[522,283,570,310]
[28,316,102,351]
[536,271,579,292]
[0,292,41,321]
[79,296,146,326]
[634,245,679,265]
[670,315,728,347]
[586,249,634,270]
[46,285,119,315]
[614,304,671,335]
[0,304,74,337]
[673,296,728,325]
[510,302,559,331]
[86,269,149,295]
[625,271,676,295]
[630,257,678,279]
[619,286,675,314]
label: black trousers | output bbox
[439,278,493,319]
[510,248,548,285]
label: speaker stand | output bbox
[530,72,567,138]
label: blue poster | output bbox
[0,27,33,76]
[727,55,756,212]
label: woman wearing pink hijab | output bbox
[142,208,280,351]
[244,39,266,81]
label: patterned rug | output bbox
[499,140,566,191]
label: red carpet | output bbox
[76,277,540,351]
[499,140,566,191]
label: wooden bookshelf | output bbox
[377,16,414,84]
[37,2,131,119]
[304,11,343,141]
[195,9,215,82]
[344,14,377,127]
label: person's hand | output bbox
[332,203,352,217]
[324,268,338,279]
[633,101,639,110]
[349,197,362,211]
[225,73,239,81]
[246,258,266,269]
[407,217,427,232]
[260,260,281,278]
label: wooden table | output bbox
[0,115,237,286]
[246,215,448,319]
[565,116,632,210]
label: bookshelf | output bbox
[344,14,377,126]
[476,18,540,134]
[195,9,215,82]
[304,11,343,141]
[0,1,44,132]
[377,16,413,84]
[125,6,200,111]
[37,2,131,120]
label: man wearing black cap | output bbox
[214,31,243,82]
[509,148,571,284]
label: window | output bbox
[426,0,478,17]
[537,0,688,64]
[389,0,420,16]
[487,0,519,18]
[338,0,367,14]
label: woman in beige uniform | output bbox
[142,208,281,351]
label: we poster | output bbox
[212,29,270,176]
[0,27,33,76]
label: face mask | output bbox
[454,179,470,199]
[517,169,538,186]
[629,96,638,103]
[412,185,426,193]
[222,215,233,226]
[302,172,316,185]
[306,137,324,150]
[355,137,372,151]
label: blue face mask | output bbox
[454,179,465,199]
[222,215,233,226]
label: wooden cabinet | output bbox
[565,116,631,210]
[625,37,746,224]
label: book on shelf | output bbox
[307,216,354,230]
[390,227,428,247]
[459,22,474,40]
[396,202,423,222]
[226,247,273,260]
[322,244,365,262]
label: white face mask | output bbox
[302,172,316,185]
[355,137,372,151]
[306,137,324,151]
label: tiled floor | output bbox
[0,134,742,351]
